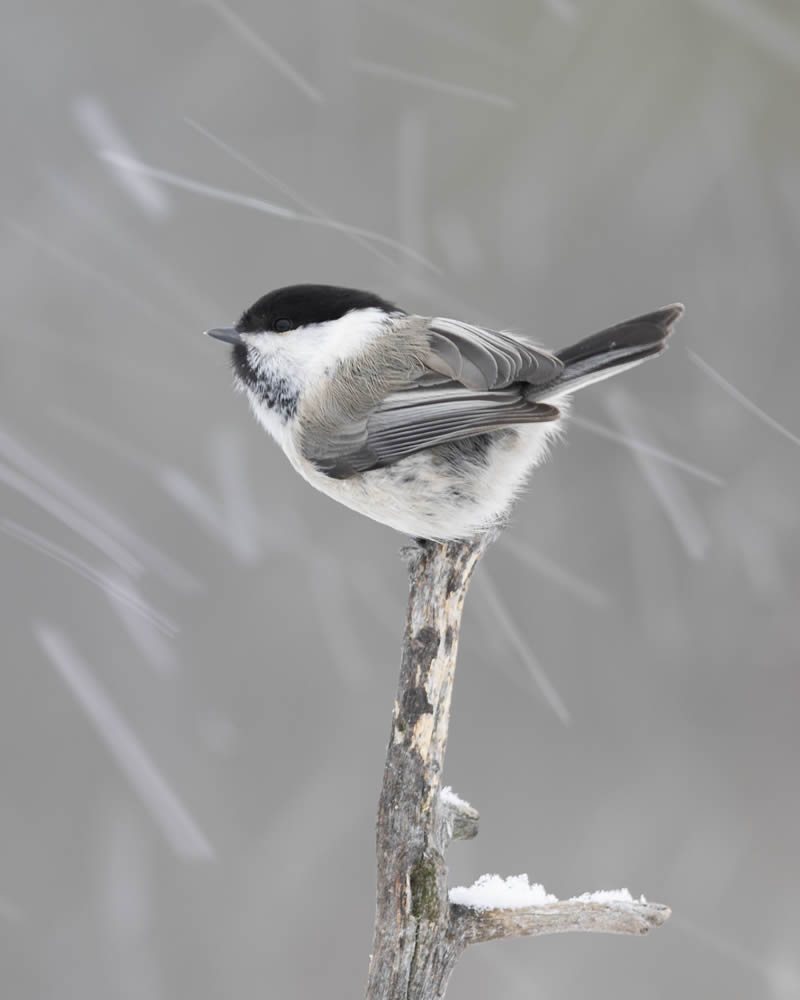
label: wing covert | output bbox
[300,315,563,478]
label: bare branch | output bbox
[452,899,672,945]
[366,537,489,1000]
[440,788,479,842]
[364,534,670,999]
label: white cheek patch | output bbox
[245,308,391,387]
[311,308,392,363]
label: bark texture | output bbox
[364,536,670,1000]
[365,537,488,1000]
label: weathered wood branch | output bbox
[364,536,670,1000]
[439,788,479,842]
[365,536,489,1000]
[452,899,671,944]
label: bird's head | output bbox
[205,283,403,393]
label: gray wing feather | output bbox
[425,331,464,381]
[301,315,564,479]
[425,318,564,390]
[368,394,558,459]
[311,386,559,478]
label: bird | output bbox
[205,284,683,541]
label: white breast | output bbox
[279,417,567,540]
[246,389,296,455]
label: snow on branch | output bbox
[440,786,479,841]
[364,537,670,1000]
[449,875,669,942]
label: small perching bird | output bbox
[205,284,683,540]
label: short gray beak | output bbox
[204,327,242,345]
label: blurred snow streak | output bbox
[100,152,439,271]
[496,534,609,608]
[353,59,515,109]
[569,414,725,485]
[0,428,198,592]
[199,0,322,103]
[0,458,141,574]
[0,519,176,636]
[606,389,710,560]
[34,625,214,862]
[156,428,264,566]
[476,570,571,726]
[185,116,397,266]
[104,570,179,675]
[73,97,171,221]
[687,349,800,449]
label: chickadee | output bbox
[205,284,683,540]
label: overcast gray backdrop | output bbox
[2,0,799,997]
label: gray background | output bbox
[2,0,799,997]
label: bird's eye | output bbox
[274,318,293,333]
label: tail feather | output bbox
[532,303,684,399]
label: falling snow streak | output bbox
[688,349,800,449]
[103,569,179,676]
[41,167,220,325]
[199,0,322,103]
[606,389,710,561]
[0,460,141,574]
[476,570,571,726]
[34,625,214,862]
[99,152,440,272]
[569,414,725,485]
[184,116,396,268]
[353,58,515,109]
[72,96,171,220]
[0,519,177,636]
[156,464,264,566]
[496,535,609,609]
[0,427,199,593]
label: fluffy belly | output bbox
[296,421,565,540]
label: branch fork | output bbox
[365,537,670,1000]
